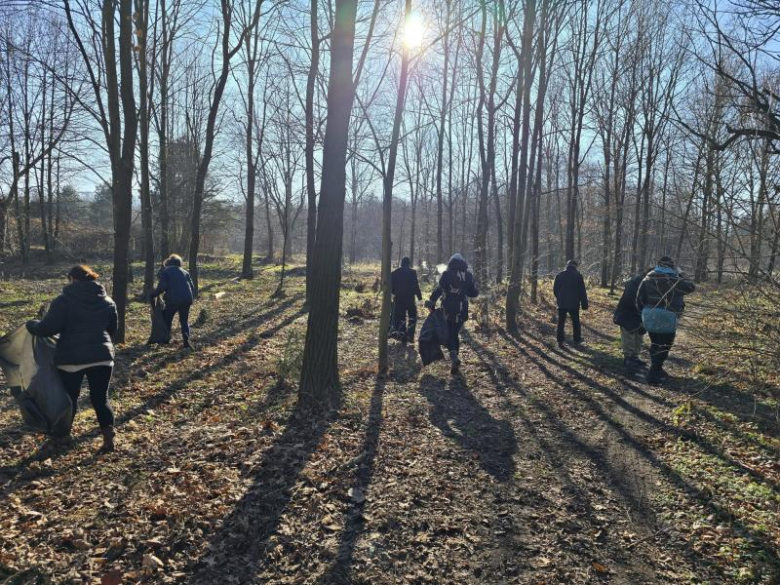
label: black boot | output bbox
[99,426,116,453]
[646,366,663,385]
[449,351,461,376]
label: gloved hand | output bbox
[25,320,40,335]
[424,300,435,312]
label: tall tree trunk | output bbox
[505,0,536,331]
[305,0,321,304]
[136,0,155,296]
[299,0,358,407]
[378,0,412,374]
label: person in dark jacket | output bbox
[614,269,650,369]
[636,256,696,384]
[151,254,195,348]
[26,265,118,452]
[553,260,589,348]
[391,257,422,345]
[425,253,478,375]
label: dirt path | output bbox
[1,267,778,584]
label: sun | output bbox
[403,12,425,49]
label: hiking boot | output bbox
[450,361,461,376]
[646,368,663,385]
[99,426,116,454]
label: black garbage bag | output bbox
[147,298,171,345]
[418,308,449,366]
[0,325,73,437]
[387,301,403,340]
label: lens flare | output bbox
[403,12,425,49]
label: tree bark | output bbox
[299,0,358,408]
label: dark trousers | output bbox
[59,366,114,429]
[557,308,582,343]
[648,331,676,370]
[393,298,418,341]
[447,319,464,355]
[163,303,191,342]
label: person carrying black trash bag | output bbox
[636,256,696,385]
[553,259,589,348]
[150,254,195,349]
[391,257,422,346]
[425,253,478,375]
[26,265,119,453]
[614,269,653,370]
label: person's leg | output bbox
[448,320,463,373]
[58,370,85,424]
[571,309,582,343]
[407,302,418,342]
[85,366,114,428]
[556,309,567,344]
[162,303,176,333]
[655,332,675,372]
[647,332,675,382]
[621,327,637,359]
[85,366,115,452]
[634,332,645,363]
[178,304,191,344]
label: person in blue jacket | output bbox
[151,254,195,348]
[26,265,118,452]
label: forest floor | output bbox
[0,260,778,585]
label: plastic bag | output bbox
[0,325,73,436]
[641,307,678,334]
[147,298,171,345]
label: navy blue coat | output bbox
[152,266,194,306]
[613,273,646,332]
[553,266,589,311]
[391,266,422,301]
[26,281,117,366]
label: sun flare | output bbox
[403,12,425,49]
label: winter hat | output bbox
[566,259,578,268]
[401,257,411,267]
[449,253,464,263]
[658,256,675,269]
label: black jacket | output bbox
[613,273,646,331]
[26,281,117,366]
[428,257,479,322]
[391,266,422,301]
[636,267,695,316]
[553,266,589,311]
[152,266,194,306]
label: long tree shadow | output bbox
[509,330,780,492]
[318,377,385,584]
[189,401,333,584]
[419,373,516,482]
[0,304,305,499]
[493,330,780,576]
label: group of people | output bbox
[552,255,696,384]
[24,249,693,452]
[25,254,194,452]
[392,253,479,375]
[394,253,695,385]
